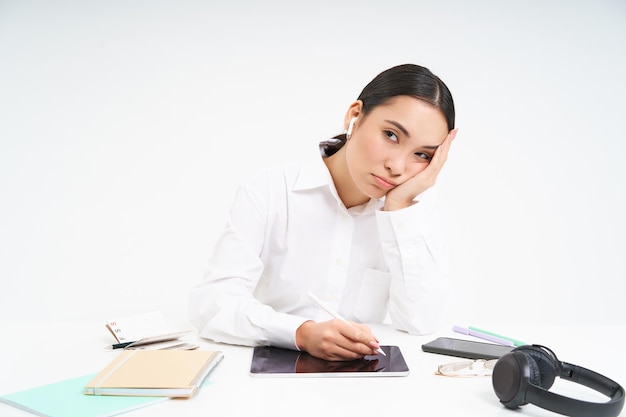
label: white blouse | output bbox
[189,144,452,350]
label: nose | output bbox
[384,153,406,176]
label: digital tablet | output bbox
[249,345,409,377]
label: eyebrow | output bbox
[385,120,410,137]
[385,119,440,149]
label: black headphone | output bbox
[492,344,624,417]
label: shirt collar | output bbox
[293,144,334,192]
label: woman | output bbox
[189,63,458,361]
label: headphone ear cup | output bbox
[492,346,559,409]
[523,351,544,389]
[517,346,558,390]
[493,351,526,408]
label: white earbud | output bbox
[346,117,357,139]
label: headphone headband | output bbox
[526,362,625,417]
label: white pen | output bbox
[307,292,386,356]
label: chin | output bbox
[357,182,387,201]
[366,187,388,200]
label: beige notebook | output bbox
[84,349,224,398]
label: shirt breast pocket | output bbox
[353,268,391,323]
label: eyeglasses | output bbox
[436,359,498,377]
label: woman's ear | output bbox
[343,100,363,130]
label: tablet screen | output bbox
[249,345,409,377]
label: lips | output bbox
[372,174,397,190]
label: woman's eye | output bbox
[384,130,398,142]
[415,152,432,161]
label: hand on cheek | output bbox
[383,129,458,211]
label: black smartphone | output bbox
[421,337,514,360]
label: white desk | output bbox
[0,321,623,416]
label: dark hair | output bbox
[323,63,455,156]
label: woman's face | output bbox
[343,95,449,203]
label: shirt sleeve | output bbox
[188,171,308,349]
[375,187,454,335]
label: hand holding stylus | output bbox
[297,292,386,361]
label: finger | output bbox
[328,344,368,361]
[318,329,370,360]
[336,322,378,355]
[352,323,379,344]
[433,129,456,163]
[340,321,375,344]
[447,128,459,142]
[425,129,456,174]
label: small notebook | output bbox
[105,311,198,350]
[84,350,224,398]
[0,373,167,417]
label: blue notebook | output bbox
[0,373,167,417]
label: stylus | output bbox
[453,325,515,347]
[307,292,387,356]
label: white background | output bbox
[1,0,624,329]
